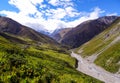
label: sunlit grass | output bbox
[0,36,102,83]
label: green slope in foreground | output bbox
[76,17,120,73]
[0,34,102,83]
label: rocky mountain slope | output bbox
[51,28,72,42]
[60,16,119,48]
[75,17,120,73]
[0,16,57,44]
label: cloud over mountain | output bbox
[0,0,108,31]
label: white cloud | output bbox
[48,0,73,7]
[66,7,104,28]
[25,22,46,31]
[9,0,37,15]
[0,0,105,32]
[30,0,43,5]
[89,7,105,19]
[65,6,80,17]
[106,13,117,16]
[48,0,59,6]
[46,8,66,19]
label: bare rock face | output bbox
[60,16,119,48]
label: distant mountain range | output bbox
[0,15,120,82]
[0,16,102,83]
[52,16,119,48]
[51,28,72,42]
[1,16,118,49]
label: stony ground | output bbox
[71,52,120,83]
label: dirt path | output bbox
[71,52,120,83]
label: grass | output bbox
[0,35,103,83]
[95,41,120,73]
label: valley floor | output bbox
[71,52,120,83]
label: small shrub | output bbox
[9,75,20,83]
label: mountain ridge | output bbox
[0,16,58,45]
[60,16,119,48]
[75,17,120,73]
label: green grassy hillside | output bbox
[0,34,102,83]
[95,41,120,73]
[76,17,120,73]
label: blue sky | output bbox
[0,0,120,31]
